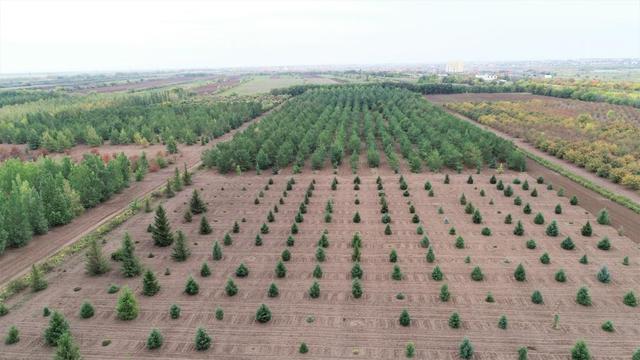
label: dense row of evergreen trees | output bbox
[0,153,141,254]
[0,95,262,151]
[203,86,524,173]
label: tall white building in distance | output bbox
[445,61,464,73]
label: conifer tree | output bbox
[498,315,508,329]
[223,233,232,246]
[392,265,403,280]
[182,163,193,186]
[172,230,191,261]
[471,266,484,281]
[235,263,249,277]
[199,216,212,235]
[268,283,279,297]
[459,337,474,359]
[514,263,526,281]
[399,309,411,326]
[555,269,567,282]
[534,212,545,225]
[431,265,444,281]
[54,332,81,360]
[449,312,460,328]
[200,262,211,277]
[546,220,559,236]
[581,221,592,237]
[576,287,591,306]
[426,246,435,263]
[194,328,211,351]
[571,340,590,360]
[256,304,272,323]
[275,261,287,278]
[184,276,199,295]
[165,179,175,198]
[45,311,69,346]
[313,264,323,279]
[5,325,19,345]
[116,286,139,320]
[85,237,110,275]
[389,249,398,263]
[513,221,525,236]
[596,209,610,225]
[142,270,160,296]
[120,233,141,277]
[147,329,163,350]
[472,209,482,224]
[309,281,320,298]
[623,291,637,307]
[152,206,173,246]
[440,284,451,302]
[189,190,207,214]
[315,247,326,262]
[531,290,544,304]
[183,209,192,223]
[225,278,238,296]
[30,264,48,292]
[79,301,94,319]
[351,262,362,279]
[596,266,611,283]
[212,241,223,260]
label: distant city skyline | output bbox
[1,0,639,74]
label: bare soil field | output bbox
[1,158,638,359]
[426,93,640,124]
[76,75,218,94]
[191,76,242,95]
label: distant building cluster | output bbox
[445,61,464,73]
[474,74,497,81]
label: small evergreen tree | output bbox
[555,204,562,214]
[261,223,270,234]
[223,233,232,246]
[384,224,392,235]
[426,247,435,263]
[275,261,287,278]
[299,342,309,354]
[281,249,291,261]
[514,263,526,281]
[596,266,611,283]
[215,306,224,320]
[459,337,474,359]
[485,292,495,302]
[392,265,403,280]
[212,241,223,260]
[353,211,361,223]
[78,301,94,319]
[597,237,611,250]
[54,332,81,360]
[431,265,444,281]
[5,325,19,345]
[194,328,211,351]
[189,190,207,214]
[601,320,614,332]
[623,291,637,307]
[199,216,212,235]
[471,266,484,281]
[351,262,362,279]
[183,209,192,223]
[399,309,411,326]
[315,247,326,262]
[235,263,249,277]
[596,209,610,225]
[309,281,320,298]
[200,262,211,277]
[169,304,180,319]
[531,290,544,304]
[184,276,199,295]
[116,286,139,320]
[571,340,590,360]
[455,236,465,249]
[313,264,323,278]
[579,254,588,264]
[151,206,173,246]
[146,328,163,350]
[498,315,508,329]
[268,283,279,297]
[540,252,550,264]
[30,264,48,292]
[85,237,110,275]
[255,304,272,323]
[513,221,525,236]
[581,221,592,237]
[225,278,238,296]
[576,287,592,306]
[534,212,545,225]
[518,347,528,360]
[165,179,175,198]
[555,269,567,282]
[472,209,482,224]
[172,230,191,261]
[142,270,161,296]
[439,284,450,302]
[561,237,575,250]
[45,311,69,345]
[389,249,398,263]
[232,221,240,233]
[120,233,141,277]
[352,279,363,298]
[546,220,559,236]
[570,196,579,205]
[448,312,460,328]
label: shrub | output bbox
[200,262,211,277]
[531,290,544,304]
[235,263,249,277]
[504,214,513,224]
[275,261,287,278]
[472,209,482,224]
[571,340,590,360]
[514,196,522,206]
[85,237,110,276]
[352,279,363,298]
[268,283,279,298]
[513,221,525,236]
[313,264,323,279]
[212,241,223,260]
[351,263,362,279]
[5,325,19,345]
[45,311,69,345]
[315,247,326,262]
[498,315,508,329]
[601,320,614,332]
[481,227,492,236]
[432,266,444,281]
[579,254,588,264]
[523,203,532,214]
[426,247,435,263]
[353,211,361,223]
[533,212,545,225]
[194,328,211,351]
[570,196,579,205]
[299,342,309,354]
[116,287,139,320]
[514,264,526,281]
[291,223,298,234]
[190,190,207,214]
[172,231,191,261]
[455,236,465,249]
[555,204,562,214]
[420,236,430,248]
[107,284,120,294]
[147,329,163,350]
[54,332,81,360]
[199,216,212,235]
[576,287,592,306]
[282,249,291,262]
[449,312,461,328]
[308,281,320,298]
[555,269,567,282]
[406,342,415,358]
[261,223,270,234]
[399,309,411,326]
[504,185,514,197]
[184,276,199,295]
[169,304,180,319]
[225,278,238,296]
[471,266,484,281]
[546,221,559,236]
[389,249,398,263]
[215,307,224,320]
[561,237,575,250]
[392,265,403,280]
[384,224,392,235]
[597,266,611,283]
[526,239,536,249]
[459,337,474,359]
[439,284,450,302]
[485,292,495,302]
[623,291,637,307]
[596,209,610,225]
[518,347,528,360]
[232,221,240,233]
[30,264,48,292]
[540,252,550,264]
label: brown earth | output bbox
[76,75,218,94]
[191,76,242,95]
[0,109,274,287]
[426,95,640,244]
[1,158,638,359]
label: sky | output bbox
[0,0,639,74]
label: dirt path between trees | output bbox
[0,107,278,287]
[427,99,640,244]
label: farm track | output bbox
[0,106,280,288]
[426,96,640,244]
[1,161,638,359]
